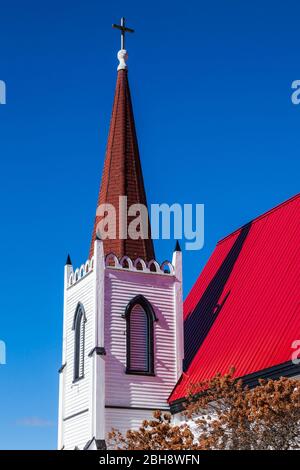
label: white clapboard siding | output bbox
[63,272,95,448]
[64,410,90,450]
[130,305,148,371]
[105,408,155,442]
[104,269,177,414]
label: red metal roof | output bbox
[169,193,300,403]
[89,69,155,261]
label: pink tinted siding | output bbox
[169,193,300,402]
[104,269,176,410]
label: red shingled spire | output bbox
[89,68,155,261]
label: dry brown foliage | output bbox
[108,371,300,450]
[108,410,197,450]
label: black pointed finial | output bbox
[66,254,72,266]
[174,240,181,252]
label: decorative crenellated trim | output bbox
[67,252,174,288]
[105,252,120,268]
[134,257,147,271]
[68,257,94,287]
[160,260,175,275]
[119,255,134,270]
[104,254,175,275]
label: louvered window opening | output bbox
[74,306,85,381]
[129,304,149,372]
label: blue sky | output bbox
[0,0,299,449]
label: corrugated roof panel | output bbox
[169,193,300,402]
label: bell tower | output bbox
[57,19,183,450]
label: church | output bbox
[57,20,300,450]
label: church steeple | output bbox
[89,19,155,261]
[59,22,183,450]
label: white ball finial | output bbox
[117,49,128,71]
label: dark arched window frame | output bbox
[72,303,87,382]
[123,295,157,376]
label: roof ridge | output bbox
[217,192,300,245]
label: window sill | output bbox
[125,369,155,377]
[72,376,85,384]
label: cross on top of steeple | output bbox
[112,17,134,51]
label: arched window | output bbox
[72,303,86,382]
[123,295,157,375]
